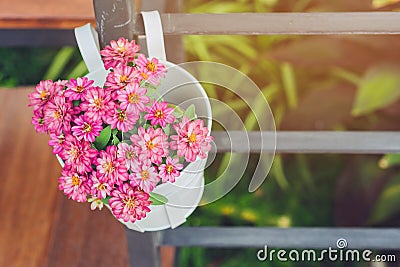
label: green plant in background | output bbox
[180,0,400,266]
[0,46,86,87]
[42,47,88,80]
[1,0,400,265]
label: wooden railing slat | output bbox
[161,227,400,249]
[212,131,400,154]
[134,12,400,35]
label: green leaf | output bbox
[280,62,298,110]
[149,192,168,205]
[330,67,361,85]
[271,155,289,190]
[101,196,111,205]
[93,125,111,150]
[368,175,400,224]
[352,65,400,116]
[72,100,81,107]
[111,128,118,136]
[173,105,185,118]
[372,0,400,8]
[163,124,171,136]
[67,60,88,79]
[43,47,75,80]
[111,135,120,146]
[183,104,196,120]
[379,154,400,169]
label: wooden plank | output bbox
[0,18,94,30]
[161,227,400,249]
[212,131,400,154]
[0,88,61,267]
[47,198,130,267]
[0,0,94,29]
[131,12,400,35]
[0,88,129,267]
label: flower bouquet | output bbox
[28,37,213,228]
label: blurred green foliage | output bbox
[0,46,86,87]
[180,0,400,266]
[1,0,400,265]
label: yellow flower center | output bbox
[70,148,79,159]
[76,85,85,93]
[140,72,148,80]
[117,111,126,122]
[146,140,156,150]
[123,197,136,209]
[189,133,197,143]
[93,98,103,109]
[54,110,62,119]
[125,150,135,160]
[154,109,164,119]
[146,62,157,72]
[141,170,150,180]
[118,46,126,53]
[103,162,115,173]
[72,175,80,186]
[166,164,174,174]
[40,90,49,100]
[120,75,129,83]
[82,122,92,133]
[128,92,140,104]
[97,183,106,191]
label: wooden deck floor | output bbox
[0,88,129,267]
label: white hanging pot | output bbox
[70,12,212,232]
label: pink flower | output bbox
[135,54,166,84]
[96,146,128,186]
[61,134,98,174]
[64,77,94,101]
[158,157,183,183]
[81,86,116,122]
[117,143,139,170]
[28,80,56,111]
[58,169,92,202]
[105,107,138,132]
[117,83,149,115]
[100,38,140,69]
[170,118,213,162]
[55,79,69,89]
[88,197,104,211]
[130,127,169,164]
[31,110,47,133]
[48,133,66,154]
[90,171,113,199]
[144,101,175,127]
[129,159,159,193]
[105,65,137,92]
[43,94,76,135]
[109,183,151,223]
[71,115,103,142]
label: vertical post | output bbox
[93,0,136,48]
[125,229,162,267]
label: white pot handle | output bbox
[142,11,167,61]
[74,24,105,73]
